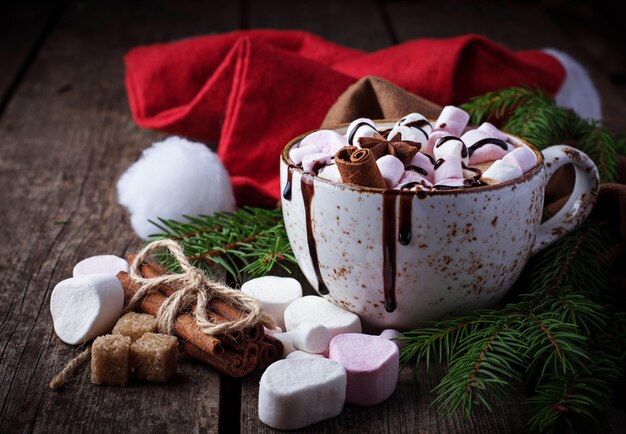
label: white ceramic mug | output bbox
[280,121,599,330]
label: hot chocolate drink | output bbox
[287,105,537,192]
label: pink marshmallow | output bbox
[424,130,447,156]
[434,155,464,183]
[376,155,405,189]
[300,129,349,155]
[289,144,321,165]
[396,170,432,190]
[477,122,509,141]
[462,129,512,164]
[433,106,470,136]
[407,152,435,183]
[302,152,332,173]
[434,178,466,189]
[502,146,538,174]
[329,333,399,406]
[379,329,408,349]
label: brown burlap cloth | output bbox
[322,76,626,300]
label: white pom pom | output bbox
[117,137,235,239]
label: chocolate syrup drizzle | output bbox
[467,138,508,156]
[435,135,468,158]
[347,121,374,145]
[282,166,294,200]
[300,175,329,295]
[398,194,412,246]
[406,165,428,176]
[382,192,398,312]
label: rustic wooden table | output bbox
[1,1,625,433]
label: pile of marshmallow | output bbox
[241,276,405,431]
[289,106,538,190]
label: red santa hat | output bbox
[123,30,600,208]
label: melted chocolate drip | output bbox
[382,192,398,312]
[282,167,293,200]
[467,138,508,157]
[398,194,412,246]
[405,119,432,130]
[406,165,428,176]
[434,158,446,170]
[300,175,329,295]
[433,184,463,191]
[434,135,462,148]
[464,178,487,188]
[347,121,375,146]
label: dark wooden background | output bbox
[1,1,625,433]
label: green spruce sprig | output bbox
[147,207,297,283]
[460,86,620,182]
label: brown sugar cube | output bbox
[112,312,158,341]
[130,332,178,383]
[91,334,131,386]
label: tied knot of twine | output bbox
[125,239,275,337]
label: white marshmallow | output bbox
[346,118,380,147]
[387,125,428,144]
[241,276,302,330]
[272,322,332,356]
[317,163,343,183]
[258,358,346,430]
[284,295,362,339]
[117,137,235,239]
[73,255,129,277]
[433,136,469,165]
[396,112,433,135]
[376,154,405,189]
[481,159,523,184]
[50,274,124,345]
[286,350,326,360]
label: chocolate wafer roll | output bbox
[334,146,386,188]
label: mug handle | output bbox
[531,145,600,255]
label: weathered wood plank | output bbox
[241,363,526,434]
[0,1,240,433]
[0,2,62,113]
[247,0,393,51]
[384,0,626,134]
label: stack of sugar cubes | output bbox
[289,106,537,190]
[50,255,178,386]
[241,276,407,430]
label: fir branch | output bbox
[148,207,297,282]
[459,85,553,125]
[576,122,619,182]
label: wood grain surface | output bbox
[0,1,624,433]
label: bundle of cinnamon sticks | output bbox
[116,257,283,377]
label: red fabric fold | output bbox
[124,30,565,206]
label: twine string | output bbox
[125,238,275,336]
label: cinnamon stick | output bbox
[136,260,245,343]
[117,271,231,362]
[334,145,386,188]
[258,334,284,368]
[181,343,250,377]
[132,257,264,343]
